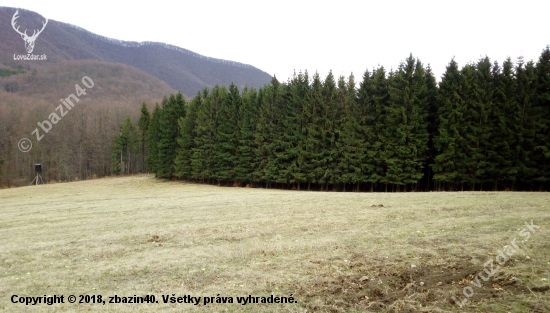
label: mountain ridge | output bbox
[60,21,255,70]
[0,6,273,97]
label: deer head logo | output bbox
[11,10,48,54]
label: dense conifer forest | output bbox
[111,48,550,191]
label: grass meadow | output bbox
[0,175,549,312]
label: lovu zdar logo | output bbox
[11,10,48,54]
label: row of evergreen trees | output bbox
[113,47,550,191]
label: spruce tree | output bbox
[110,116,137,175]
[137,103,150,173]
[433,59,466,190]
[299,72,324,190]
[156,93,186,178]
[464,57,493,189]
[533,46,550,188]
[145,103,161,174]
[175,92,202,179]
[364,67,389,191]
[192,87,221,182]
[215,83,241,184]
[456,61,488,190]
[383,55,430,190]
[423,65,439,191]
[235,87,259,184]
[514,58,538,189]
[337,74,364,190]
[319,71,340,190]
[488,59,517,189]
[285,71,309,189]
[258,77,289,186]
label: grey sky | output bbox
[3,0,549,82]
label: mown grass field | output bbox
[0,175,549,312]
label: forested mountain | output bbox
[138,48,550,192]
[0,7,272,97]
[0,6,274,187]
[0,60,175,186]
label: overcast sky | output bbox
[3,0,549,82]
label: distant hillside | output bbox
[0,7,273,97]
[0,59,176,187]
[0,60,176,101]
[0,59,175,101]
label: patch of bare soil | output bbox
[290,253,548,312]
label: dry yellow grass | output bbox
[0,175,549,312]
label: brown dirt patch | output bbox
[290,253,544,312]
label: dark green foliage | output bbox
[110,116,137,174]
[191,87,221,182]
[318,71,340,189]
[235,87,259,184]
[433,59,467,189]
[461,58,493,189]
[364,67,390,189]
[533,46,550,187]
[293,71,338,190]
[514,58,538,189]
[145,103,161,173]
[422,65,439,190]
[278,72,307,188]
[146,47,550,191]
[215,83,241,183]
[156,93,186,178]
[488,59,518,189]
[257,77,289,186]
[137,103,150,173]
[0,65,26,78]
[299,73,324,189]
[175,92,202,179]
[337,73,364,189]
[383,55,430,190]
